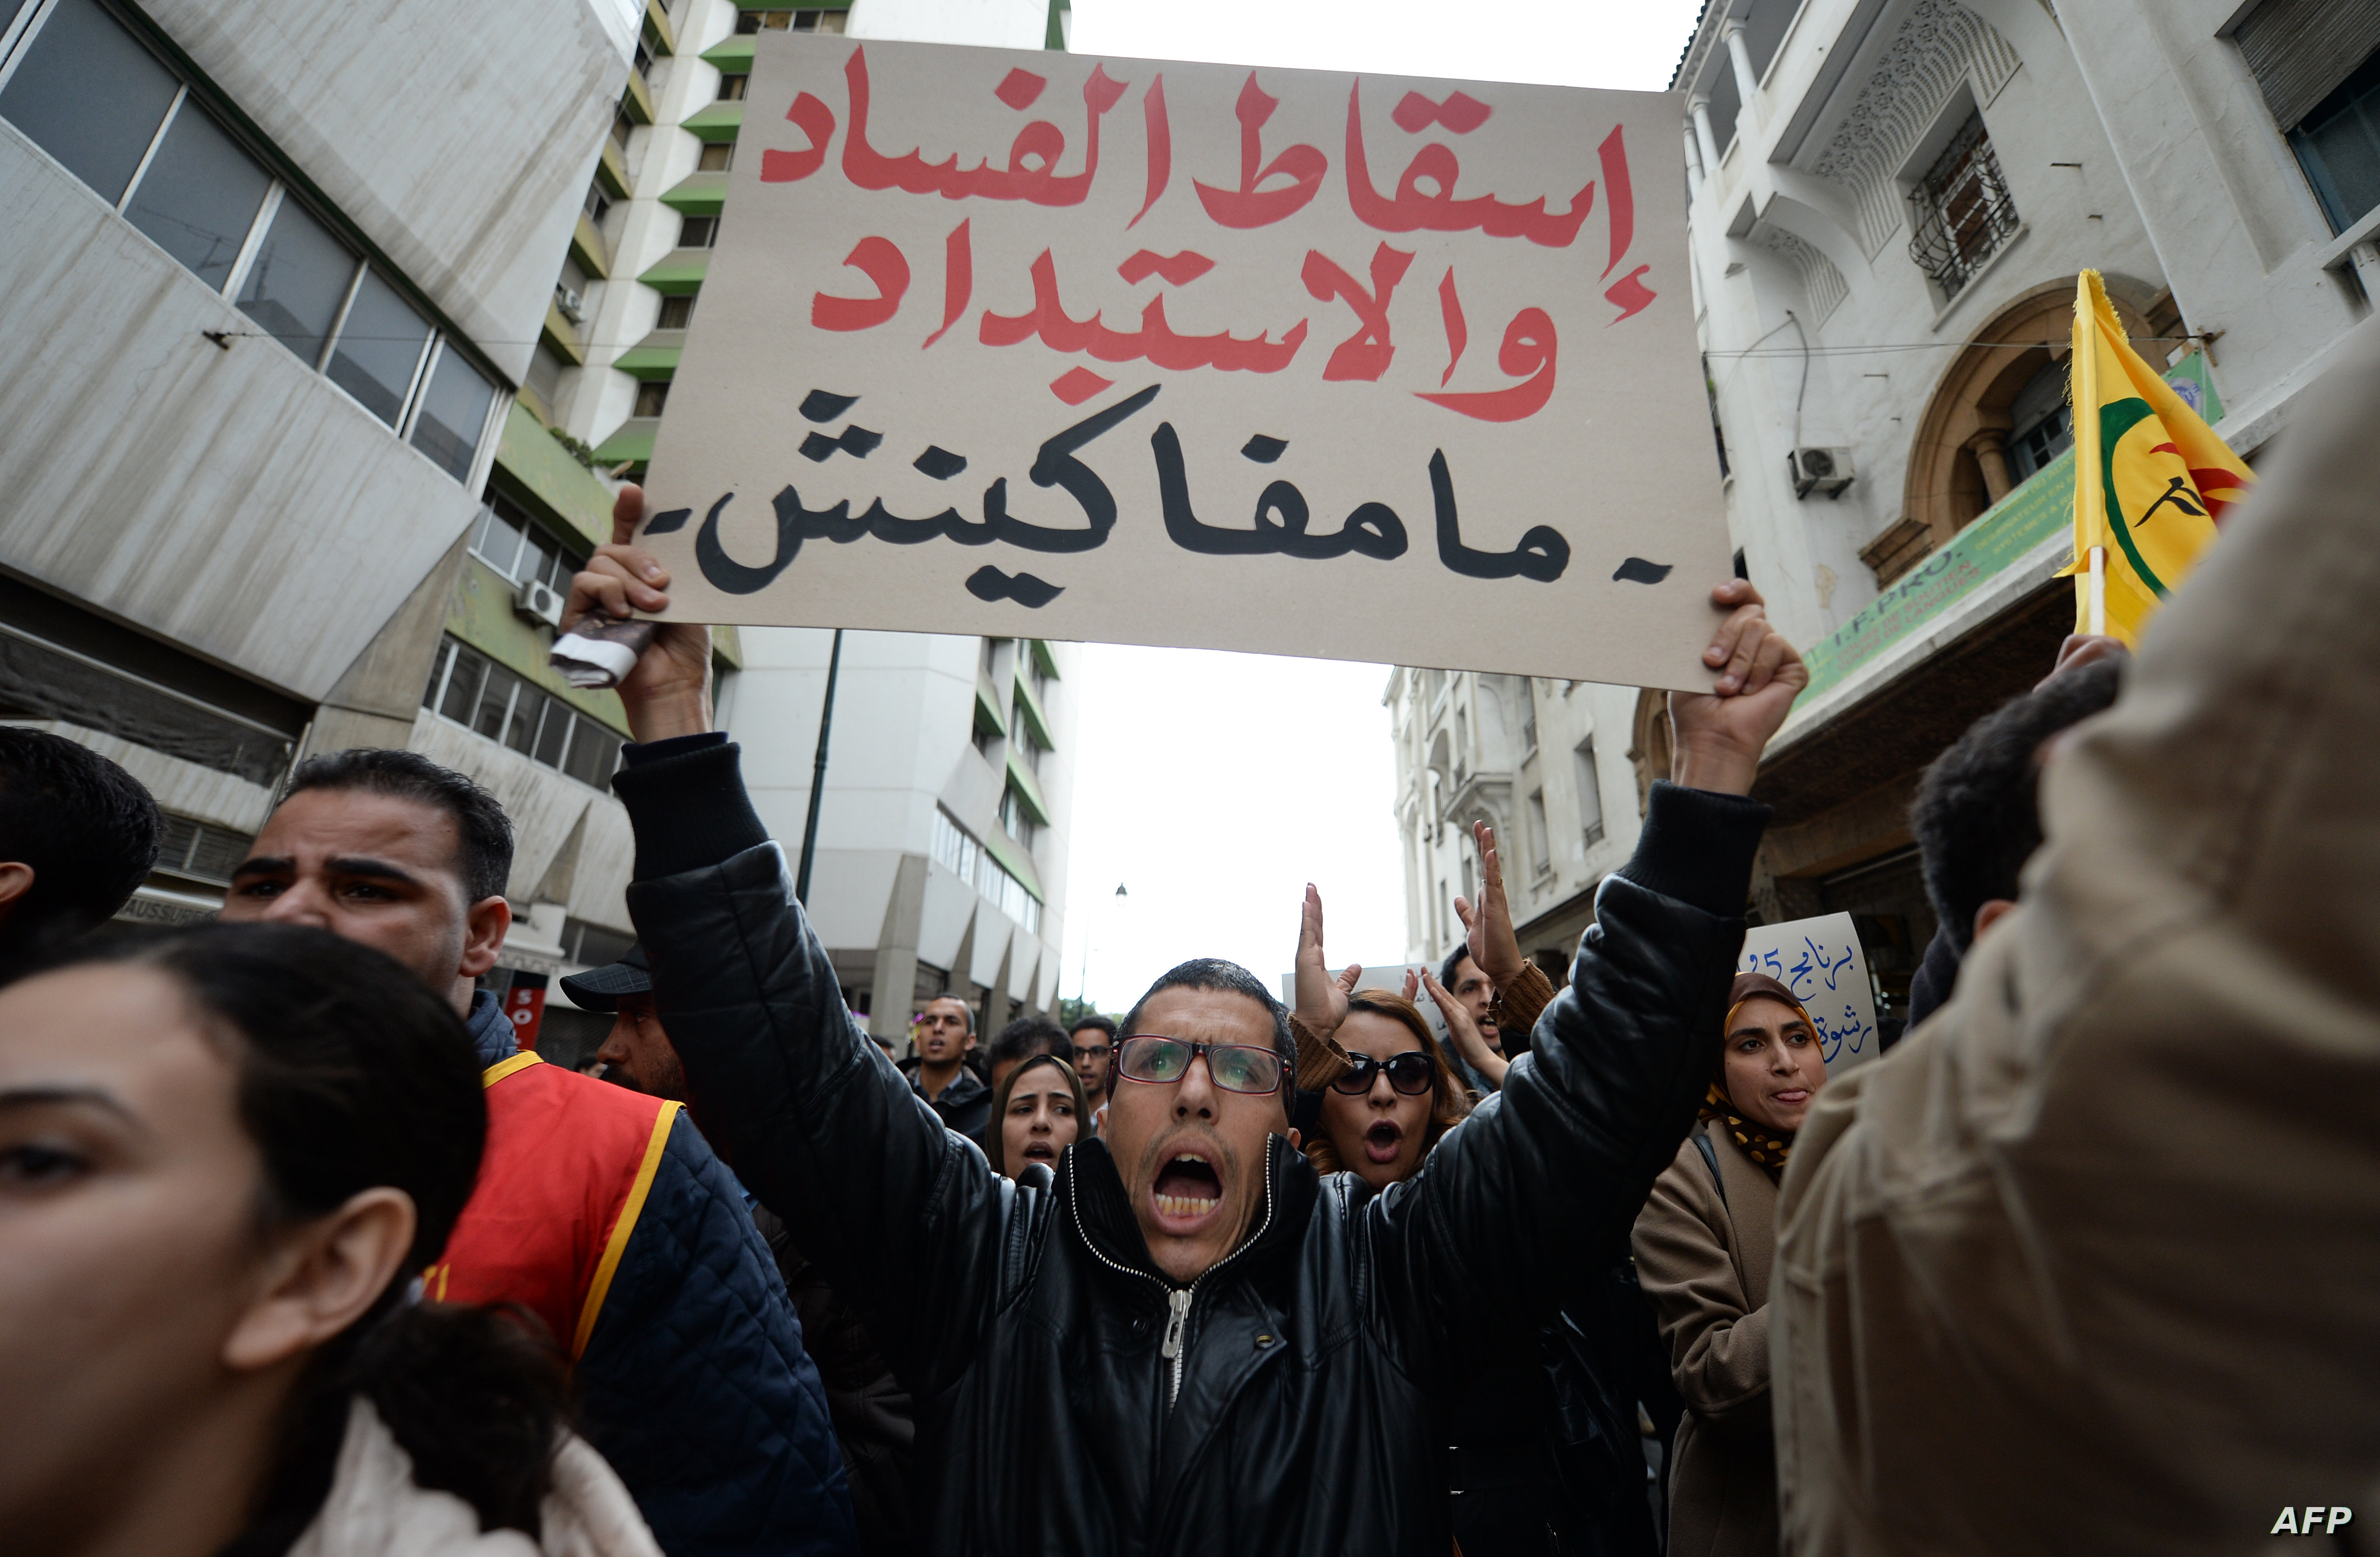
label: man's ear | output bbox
[0,861,32,921]
[222,1187,416,1373]
[1972,898,2018,945]
[458,894,512,979]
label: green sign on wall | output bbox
[1799,448,2075,704]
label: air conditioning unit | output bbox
[1791,446,1856,499]
[555,286,586,323]
[513,579,565,629]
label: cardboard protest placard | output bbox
[642,36,1728,689]
[1737,913,1881,1075]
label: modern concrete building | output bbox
[510,0,1077,1037]
[1386,669,1646,981]
[0,0,661,1058]
[1665,0,2376,1011]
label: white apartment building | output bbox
[1671,0,2375,1011]
[1387,670,1646,982]
[528,0,1078,1036]
[0,0,637,1020]
[1393,0,2377,1012]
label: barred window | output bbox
[1907,112,2018,300]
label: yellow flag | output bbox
[2067,270,2251,643]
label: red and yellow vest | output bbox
[423,1052,682,1359]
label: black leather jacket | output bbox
[614,742,1763,1557]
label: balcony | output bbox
[591,417,661,470]
[680,100,744,143]
[636,249,709,295]
[569,211,611,280]
[659,171,729,217]
[613,329,684,381]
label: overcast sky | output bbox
[1056,0,1706,1013]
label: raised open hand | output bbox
[1451,819,1523,986]
[1421,969,1509,1089]
[561,484,713,742]
[1668,579,1808,797]
[1293,884,1359,1040]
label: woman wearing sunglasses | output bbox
[1302,988,1469,1191]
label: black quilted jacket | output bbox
[613,740,1764,1557]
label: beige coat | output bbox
[1772,322,2380,1556]
[1636,1122,1781,1557]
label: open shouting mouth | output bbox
[1151,1147,1224,1232]
[1020,1139,1058,1165]
[1363,1119,1406,1166]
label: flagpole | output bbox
[2088,546,2107,635]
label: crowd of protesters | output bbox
[2,330,2375,1556]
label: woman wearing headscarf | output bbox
[1632,972,1828,1557]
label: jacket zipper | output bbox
[1067,1144,1279,1411]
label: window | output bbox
[421,638,623,789]
[326,267,433,427]
[125,100,271,291]
[468,493,586,592]
[409,345,497,481]
[525,343,565,406]
[696,141,735,173]
[657,293,696,330]
[633,380,670,418]
[610,103,634,151]
[972,721,994,757]
[678,214,719,249]
[999,786,1033,847]
[153,813,253,886]
[0,0,180,204]
[632,39,654,82]
[583,182,610,224]
[717,73,748,102]
[236,197,353,366]
[1527,790,1551,875]
[0,0,496,482]
[932,807,1040,933]
[2004,358,2074,483]
[1574,739,1605,849]
[1907,111,2018,299]
[2288,48,2380,232]
[739,9,846,32]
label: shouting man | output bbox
[567,486,1804,1553]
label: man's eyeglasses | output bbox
[1330,1051,1435,1097]
[1073,1043,1112,1065]
[1113,1036,1284,1096]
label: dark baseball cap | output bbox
[558,943,651,1013]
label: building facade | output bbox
[1390,0,2377,1011]
[1386,669,1645,982]
[1665,0,2376,1012]
[0,0,668,1059]
[511,0,1077,1038]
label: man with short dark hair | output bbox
[1068,1012,1117,1111]
[908,993,990,1139]
[985,1014,1072,1099]
[0,728,163,976]
[223,747,855,1556]
[1903,645,2125,1028]
[1437,943,1508,1093]
[567,498,1803,1552]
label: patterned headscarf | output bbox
[1698,973,1816,1183]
